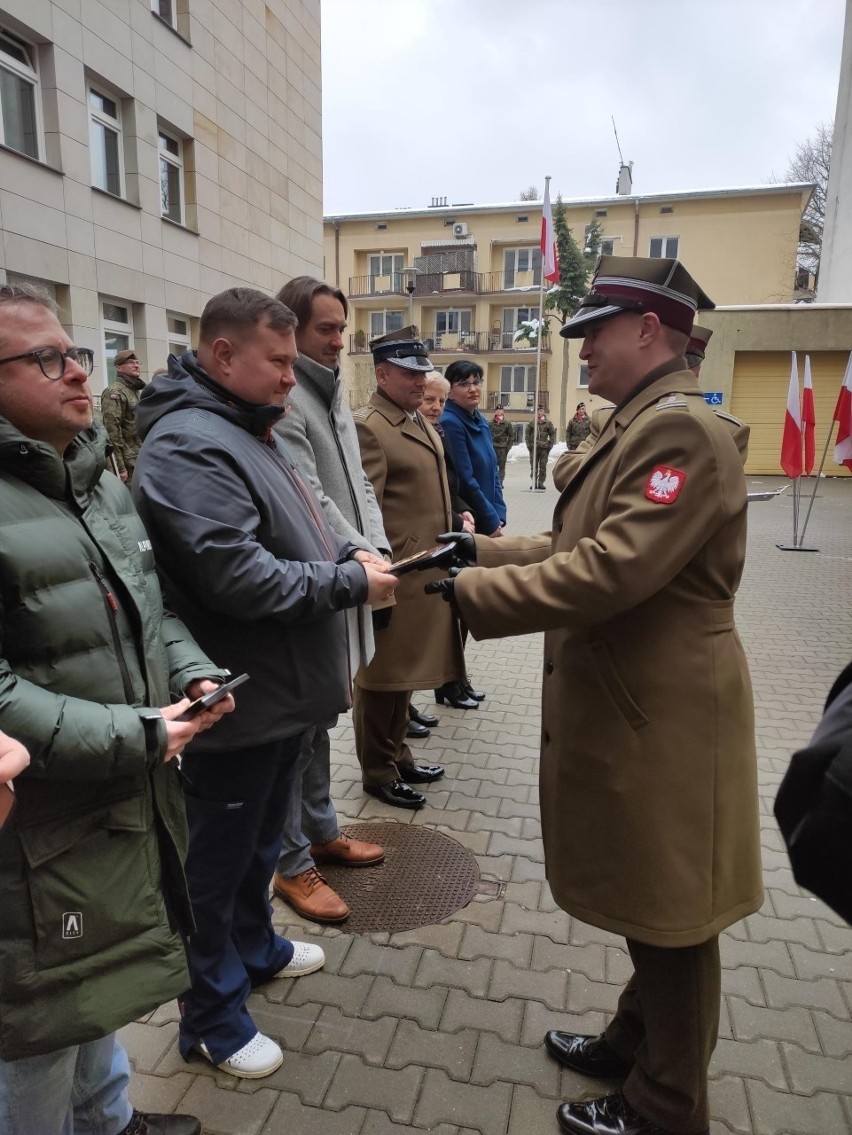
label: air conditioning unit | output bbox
[453,222,468,238]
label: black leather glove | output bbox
[424,576,456,602]
[372,607,393,632]
[436,531,476,567]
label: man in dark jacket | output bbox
[133,288,397,1080]
[0,284,231,1135]
[100,348,145,482]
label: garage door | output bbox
[730,351,851,476]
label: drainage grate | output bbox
[315,822,481,934]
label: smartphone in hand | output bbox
[175,673,249,721]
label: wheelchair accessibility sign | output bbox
[703,392,724,406]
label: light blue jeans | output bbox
[0,1032,132,1135]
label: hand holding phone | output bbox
[175,673,249,721]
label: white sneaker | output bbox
[276,940,325,977]
[197,1032,283,1079]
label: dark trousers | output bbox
[494,447,509,483]
[604,936,720,1133]
[353,684,415,786]
[178,735,305,1063]
[529,448,549,487]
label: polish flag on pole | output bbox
[780,351,803,479]
[801,354,816,475]
[833,352,852,470]
[541,180,559,284]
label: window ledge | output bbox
[0,142,62,175]
[161,214,199,236]
[151,10,192,47]
[91,185,142,210]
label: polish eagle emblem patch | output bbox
[644,465,685,504]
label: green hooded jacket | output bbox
[0,419,225,1059]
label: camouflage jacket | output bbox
[489,419,515,450]
[101,372,145,477]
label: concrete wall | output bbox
[819,0,852,302]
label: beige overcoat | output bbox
[354,391,465,692]
[454,365,763,947]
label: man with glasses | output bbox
[101,348,145,484]
[352,328,466,808]
[0,283,233,1135]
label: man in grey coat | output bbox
[271,277,389,923]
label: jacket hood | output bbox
[136,351,287,441]
[0,415,109,502]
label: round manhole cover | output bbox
[317,822,480,934]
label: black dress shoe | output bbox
[399,763,445,783]
[405,719,431,739]
[545,1031,631,1078]
[121,1111,202,1135]
[409,704,439,728]
[434,681,478,709]
[364,779,425,809]
[556,1093,704,1135]
[463,680,485,701]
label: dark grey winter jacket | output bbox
[133,353,369,750]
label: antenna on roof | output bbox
[612,116,633,195]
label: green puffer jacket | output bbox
[0,419,225,1059]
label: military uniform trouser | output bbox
[603,936,720,1133]
[494,447,509,483]
[352,682,419,786]
[529,449,550,487]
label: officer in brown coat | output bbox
[429,258,763,1135]
[353,331,466,809]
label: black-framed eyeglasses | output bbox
[0,346,95,381]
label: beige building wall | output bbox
[324,184,810,430]
[0,0,322,396]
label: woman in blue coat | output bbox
[440,360,507,537]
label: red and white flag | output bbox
[780,351,802,479]
[802,354,816,475]
[541,181,559,284]
[833,352,852,470]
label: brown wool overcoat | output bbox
[354,392,465,692]
[454,366,764,947]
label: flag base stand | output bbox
[776,543,819,552]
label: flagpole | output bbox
[798,425,835,544]
[530,176,550,490]
[777,350,817,551]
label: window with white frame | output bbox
[101,299,133,385]
[501,306,540,347]
[159,128,184,224]
[369,310,404,337]
[649,235,679,258]
[151,0,177,28]
[599,238,616,256]
[89,88,123,196]
[368,253,404,284]
[167,312,191,359]
[499,364,536,396]
[578,364,590,388]
[435,309,472,337]
[502,247,541,288]
[0,28,40,159]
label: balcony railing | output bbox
[488,390,549,412]
[348,269,544,298]
[349,331,551,355]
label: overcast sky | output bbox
[320,0,845,215]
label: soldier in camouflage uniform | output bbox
[101,349,145,483]
[489,408,515,484]
[525,410,557,489]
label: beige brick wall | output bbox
[0,0,322,393]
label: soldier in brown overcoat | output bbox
[353,331,466,810]
[431,258,763,1135]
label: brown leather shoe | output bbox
[272,867,350,923]
[310,831,385,867]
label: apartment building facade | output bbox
[0,0,322,398]
[325,182,812,439]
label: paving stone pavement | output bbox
[124,459,852,1135]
